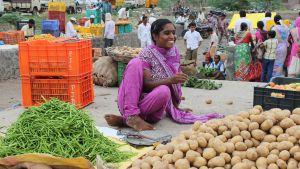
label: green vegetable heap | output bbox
[198,67,216,77]
[184,76,222,90]
[0,99,133,163]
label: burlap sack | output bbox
[93,56,117,87]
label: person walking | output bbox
[138,16,152,48]
[287,17,300,78]
[254,21,268,61]
[183,22,203,64]
[218,13,228,44]
[104,13,115,48]
[234,10,253,33]
[271,15,290,77]
[84,15,95,27]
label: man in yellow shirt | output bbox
[21,19,35,37]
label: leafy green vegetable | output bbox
[198,67,216,77]
[184,76,222,90]
[0,13,25,26]
[0,98,134,163]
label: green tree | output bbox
[210,0,282,10]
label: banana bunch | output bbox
[28,34,56,41]
[90,24,104,28]
[79,33,94,39]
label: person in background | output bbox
[218,13,228,44]
[206,27,219,59]
[104,13,115,48]
[184,22,203,64]
[261,30,278,82]
[203,53,213,68]
[149,13,157,25]
[209,54,226,80]
[234,10,253,33]
[104,19,223,131]
[234,22,254,81]
[175,13,186,25]
[66,17,78,38]
[262,11,272,31]
[197,11,205,23]
[118,7,129,20]
[138,16,152,48]
[100,0,112,23]
[254,21,268,61]
[287,17,300,78]
[84,15,95,27]
[21,19,35,38]
[271,15,290,77]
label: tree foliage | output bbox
[210,0,283,11]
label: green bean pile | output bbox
[0,99,133,163]
[184,76,222,90]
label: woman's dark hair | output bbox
[29,19,35,25]
[207,27,213,33]
[239,10,246,17]
[240,22,248,31]
[142,16,148,21]
[274,15,282,25]
[268,30,276,38]
[257,21,264,30]
[151,19,173,43]
[265,12,271,17]
[188,22,196,28]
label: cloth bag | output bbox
[93,56,118,87]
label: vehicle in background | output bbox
[54,0,82,14]
[8,0,52,15]
[125,0,145,8]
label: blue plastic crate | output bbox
[42,30,60,37]
[42,20,60,31]
[124,24,132,33]
[118,25,125,34]
[86,9,101,24]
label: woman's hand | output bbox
[169,72,189,84]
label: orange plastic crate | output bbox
[19,39,92,76]
[3,31,25,44]
[0,32,3,41]
[21,73,94,108]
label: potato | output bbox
[208,156,225,168]
[172,150,184,162]
[199,167,208,169]
[203,133,214,141]
[248,122,260,131]
[269,142,279,151]
[224,164,231,169]
[183,130,193,139]
[261,119,274,131]
[178,142,190,152]
[242,159,256,168]
[256,157,268,169]
[254,105,263,112]
[250,108,261,115]
[186,150,200,162]
[237,122,248,131]
[140,162,151,169]
[143,156,153,164]
[225,142,235,153]
[243,118,251,125]
[157,150,168,157]
[220,153,231,163]
[251,129,266,141]
[231,126,241,137]
[168,164,175,169]
[153,161,168,169]
[162,154,173,164]
[270,149,280,156]
[223,131,232,139]
[292,108,300,115]
[241,131,251,140]
[274,111,286,121]
[216,135,227,143]
[132,159,142,167]
[294,152,300,161]
[250,115,265,124]
[232,162,248,169]
[231,136,243,144]
[192,121,202,131]
[231,156,242,165]
[289,146,300,156]
[270,126,284,136]
[267,163,279,169]
[165,143,175,154]
[238,111,250,119]
[277,141,293,151]
[282,109,291,117]
[288,136,297,144]
[276,159,287,169]
[151,156,161,165]
[147,150,157,157]
[193,157,207,168]
[267,154,278,164]
[197,137,207,148]
[218,125,228,135]
[211,138,226,153]
[235,142,247,151]
[203,148,217,160]
[256,145,269,157]
[188,140,198,151]
[279,150,290,161]
[245,139,254,148]
[251,138,260,147]
[277,133,289,142]
[289,114,300,125]
[175,159,190,169]
[246,148,258,161]
[286,126,300,139]
[287,159,298,169]
[233,151,246,159]
[279,118,295,129]
[264,135,277,143]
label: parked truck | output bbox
[9,0,52,15]
[125,0,145,8]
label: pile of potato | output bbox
[108,46,142,57]
[130,107,300,169]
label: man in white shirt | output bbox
[84,15,95,27]
[184,22,203,63]
[66,17,78,38]
[262,12,272,31]
[138,16,152,48]
[118,7,128,20]
[21,19,35,37]
[175,13,186,25]
[104,13,115,48]
[234,10,253,33]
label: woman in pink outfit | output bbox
[287,17,300,78]
[105,19,223,131]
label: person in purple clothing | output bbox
[104,19,223,131]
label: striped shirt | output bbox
[263,38,278,60]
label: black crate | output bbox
[253,77,300,111]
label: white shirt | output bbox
[21,24,34,36]
[66,21,77,38]
[138,23,151,42]
[234,17,253,33]
[84,20,92,27]
[210,32,219,47]
[184,30,203,50]
[262,17,271,31]
[104,20,115,39]
[118,8,127,19]
[175,16,185,24]
[149,16,156,25]
[197,12,205,22]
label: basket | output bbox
[117,62,127,86]
[48,2,66,12]
[21,73,94,108]
[48,11,66,33]
[253,77,300,111]
[19,39,92,77]
[42,20,60,31]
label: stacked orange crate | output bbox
[19,39,94,108]
[2,31,25,45]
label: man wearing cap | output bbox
[66,17,78,38]
[85,15,95,27]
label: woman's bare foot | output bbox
[104,114,124,127]
[126,116,154,131]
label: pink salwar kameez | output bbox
[117,45,224,124]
